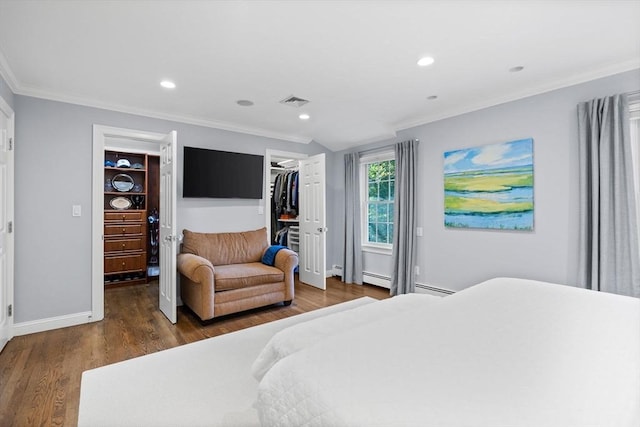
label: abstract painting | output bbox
[444,138,534,230]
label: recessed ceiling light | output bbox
[427,95,438,100]
[160,80,176,89]
[236,100,254,106]
[299,113,310,120]
[509,66,524,73]
[417,56,435,67]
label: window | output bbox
[361,153,395,248]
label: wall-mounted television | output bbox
[183,147,264,199]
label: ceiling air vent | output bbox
[279,95,310,108]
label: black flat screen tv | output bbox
[183,147,264,199]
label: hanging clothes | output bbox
[271,169,299,244]
[272,170,299,220]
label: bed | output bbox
[256,278,640,426]
[79,278,640,426]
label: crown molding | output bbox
[0,49,19,92]
[3,63,313,145]
[395,59,640,132]
[17,84,313,144]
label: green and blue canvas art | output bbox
[444,138,534,230]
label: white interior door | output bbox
[159,131,178,323]
[299,153,326,290]
[0,97,14,352]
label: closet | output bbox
[270,159,299,253]
[103,149,160,287]
[265,150,327,290]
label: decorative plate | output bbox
[112,173,135,192]
[109,196,132,210]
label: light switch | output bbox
[72,205,82,217]
[258,205,264,215]
[416,227,423,236]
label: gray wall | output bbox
[13,95,328,323]
[328,69,640,292]
[0,72,14,110]
[12,69,640,323]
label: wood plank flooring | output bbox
[0,277,389,426]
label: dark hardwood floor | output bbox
[0,276,389,426]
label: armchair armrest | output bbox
[273,248,298,273]
[177,253,215,284]
[273,248,298,302]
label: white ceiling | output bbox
[0,1,638,152]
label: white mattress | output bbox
[256,278,640,426]
[78,297,378,427]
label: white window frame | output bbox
[360,150,395,253]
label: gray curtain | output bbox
[342,152,363,284]
[390,139,419,295]
[578,93,640,297]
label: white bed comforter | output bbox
[252,293,440,381]
[255,278,640,427]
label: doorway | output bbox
[265,150,327,290]
[91,126,177,323]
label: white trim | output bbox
[415,282,456,297]
[13,311,93,336]
[91,125,171,323]
[12,82,312,145]
[363,272,391,289]
[361,244,392,255]
[0,50,18,93]
[0,94,14,347]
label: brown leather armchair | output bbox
[177,227,298,321]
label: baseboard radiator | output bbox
[331,265,454,296]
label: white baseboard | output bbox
[13,311,94,336]
[330,265,455,296]
[363,271,391,289]
[415,283,455,297]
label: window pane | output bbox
[368,183,378,201]
[379,181,389,200]
[388,223,394,243]
[377,204,387,222]
[388,202,394,222]
[389,180,395,200]
[377,223,388,243]
[368,223,376,243]
[368,203,376,221]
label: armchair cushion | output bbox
[214,262,285,291]
[182,228,269,265]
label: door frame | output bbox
[91,125,168,321]
[0,94,14,351]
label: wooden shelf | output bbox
[278,218,299,223]
[104,149,148,286]
[104,167,147,172]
